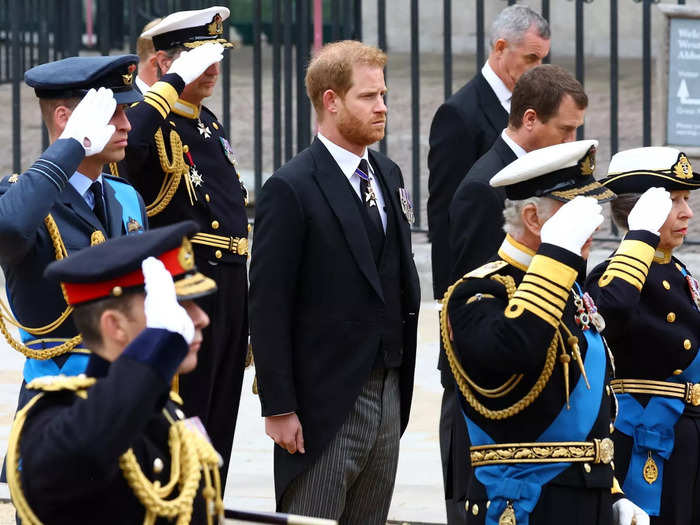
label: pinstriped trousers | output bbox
[280,367,401,525]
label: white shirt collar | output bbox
[481,61,512,113]
[317,132,372,181]
[497,234,536,272]
[68,172,103,206]
[135,75,151,95]
[500,129,527,159]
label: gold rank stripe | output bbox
[143,81,179,118]
[505,255,577,327]
[598,239,654,291]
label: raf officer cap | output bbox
[140,6,238,51]
[25,55,143,105]
[601,146,700,194]
[45,221,216,306]
[490,139,616,203]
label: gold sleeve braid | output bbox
[598,239,655,291]
[143,81,179,119]
[440,273,559,420]
[0,214,95,359]
[505,254,578,327]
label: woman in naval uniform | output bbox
[586,147,700,525]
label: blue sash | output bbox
[463,296,607,524]
[615,270,700,516]
[104,178,144,235]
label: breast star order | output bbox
[197,119,211,139]
[189,167,204,187]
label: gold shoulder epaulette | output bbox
[465,260,508,279]
[27,374,96,392]
[169,390,184,405]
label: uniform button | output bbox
[584,463,591,473]
[667,312,676,323]
[663,280,671,290]
[610,423,615,433]
[211,220,220,230]
[486,500,491,509]
[611,461,615,471]
[472,504,479,516]
[247,224,252,233]
[174,408,185,420]
[464,500,469,512]
[153,458,164,474]
[673,369,683,375]
[183,145,189,153]
[606,385,611,396]
[684,339,693,350]
[112,286,123,297]
[215,250,223,259]
[205,194,211,202]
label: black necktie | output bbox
[90,181,109,234]
[357,159,384,237]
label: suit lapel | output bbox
[476,73,509,135]
[61,184,106,234]
[310,139,384,302]
[102,179,124,236]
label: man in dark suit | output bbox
[250,40,420,524]
[427,6,550,521]
[449,64,588,282]
[0,56,147,411]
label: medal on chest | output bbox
[197,118,211,139]
[355,165,378,207]
[182,148,202,205]
[685,274,700,310]
[219,137,238,166]
[398,187,415,225]
[573,291,605,332]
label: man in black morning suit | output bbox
[427,7,551,520]
[250,41,420,524]
[449,64,588,283]
[0,56,147,415]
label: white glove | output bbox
[167,42,224,85]
[613,498,649,525]
[540,196,604,255]
[59,87,116,156]
[627,187,672,236]
[142,257,194,344]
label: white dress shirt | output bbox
[317,133,387,231]
[481,61,512,114]
[135,75,151,95]
[69,172,104,210]
[500,129,527,159]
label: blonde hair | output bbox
[136,18,162,61]
[305,40,387,115]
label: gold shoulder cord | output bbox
[440,273,559,420]
[146,128,190,218]
[0,213,97,359]
[119,417,224,525]
[9,386,223,525]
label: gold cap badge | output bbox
[673,153,693,180]
[579,146,596,176]
[207,13,223,36]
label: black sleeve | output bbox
[249,175,306,416]
[20,328,187,502]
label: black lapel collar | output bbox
[102,178,124,236]
[61,183,106,233]
[475,72,509,135]
[310,139,384,302]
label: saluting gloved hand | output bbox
[613,498,649,525]
[59,87,116,157]
[167,42,224,85]
[627,186,672,236]
[142,257,194,344]
[540,196,604,256]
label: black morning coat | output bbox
[249,138,421,506]
[447,239,618,524]
[448,135,516,283]
[427,71,509,302]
